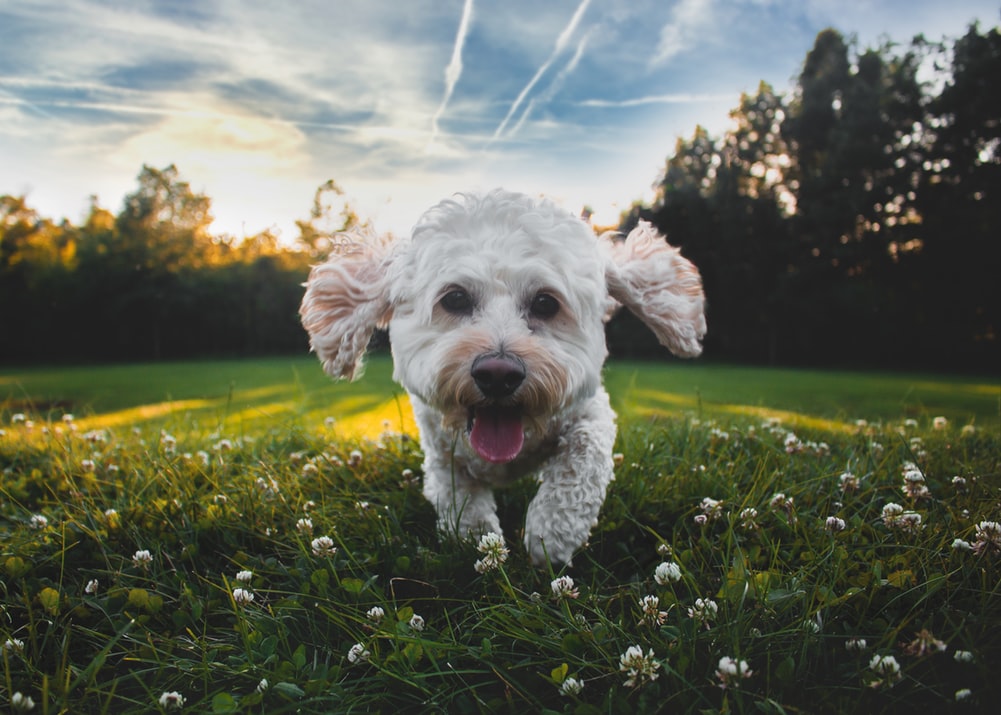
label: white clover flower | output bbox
[348,450,363,467]
[654,561,682,585]
[954,650,975,664]
[12,413,26,424]
[612,452,625,466]
[952,475,968,490]
[296,517,314,534]
[715,656,753,689]
[132,549,153,568]
[973,520,1001,556]
[825,516,847,532]
[473,531,510,573]
[739,507,759,530]
[693,513,708,526]
[301,462,319,477]
[85,579,99,595]
[232,588,255,606]
[933,416,948,430]
[311,536,337,557]
[952,538,973,552]
[687,597,718,628]
[158,691,185,709]
[955,688,973,702]
[29,514,48,530]
[901,465,930,500]
[897,511,923,534]
[11,692,35,712]
[81,458,96,473]
[619,645,661,687]
[324,416,337,429]
[366,606,386,625]
[656,543,673,557]
[4,638,24,652]
[881,502,923,532]
[961,424,976,436]
[770,492,796,521]
[868,654,902,687]
[846,637,867,652]
[550,575,579,600]
[783,432,803,453]
[699,497,724,521]
[256,678,269,693]
[235,570,253,583]
[409,614,425,632]
[838,471,860,492]
[559,676,584,696]
[638,595,668,627]
[347,643,371,664]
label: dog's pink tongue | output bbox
[470,406,524,463]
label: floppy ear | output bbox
[300,231,394,380]
[604,220,706,357]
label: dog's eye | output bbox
[440,288,474,314]
[530,292,560,319]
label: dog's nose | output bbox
[471,354,526,399]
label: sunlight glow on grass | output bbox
[623,388,855,433]
[312,397,417,439]
[76,399,213,430]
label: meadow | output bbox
[1,357,999,713]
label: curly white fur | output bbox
[301,189,705,566]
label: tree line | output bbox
[1,25,998,371]
[617,25,999,371]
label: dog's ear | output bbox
[300,232,394,380]
[604,221,706,357]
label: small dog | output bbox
[300,189,705,566]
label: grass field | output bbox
[2,355,998,436]
[1,357,999,713]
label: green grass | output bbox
[2,355,998,434]
[1,358,999,713]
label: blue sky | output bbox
[1,0,997,238]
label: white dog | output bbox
[300,189,705,566]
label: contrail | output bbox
[429,0,474,148]
[490,0,591,142]
[0,87,58,120]
[506,27,592,135]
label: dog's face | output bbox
[300,189,706,464]
[386,192,610,462]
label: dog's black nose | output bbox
[471,354,526,399]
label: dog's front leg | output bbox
[524,392,617,567]
[423,461,502,540]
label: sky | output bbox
[1,0,998,240]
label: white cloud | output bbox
[652,0,716,66]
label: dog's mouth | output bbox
[467,405,524,464]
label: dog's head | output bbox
[301,189,706,463]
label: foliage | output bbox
[1,389,999,713]
[0,166,315,363]
[622,23,1000,370]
